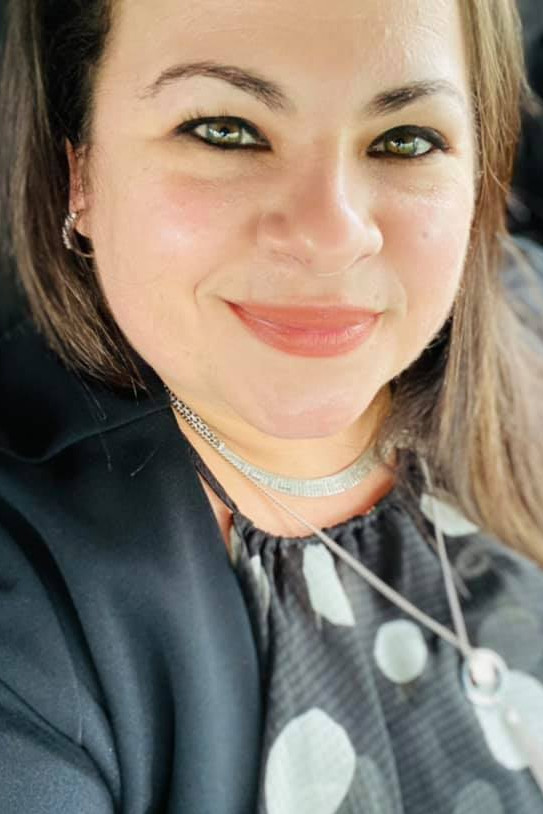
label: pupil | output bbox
[390,136,415,155]
[210,121,238,142]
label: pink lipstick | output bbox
[227,302,382,358]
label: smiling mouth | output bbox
[227,301,383,330]
[227,301,382,358]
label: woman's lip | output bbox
[227,301,381,358]
[227,302,382,330]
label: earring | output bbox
[62,210,94,259]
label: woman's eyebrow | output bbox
[137,60,467,117]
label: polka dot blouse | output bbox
[189,445,543,814]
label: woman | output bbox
[1,0,543,812]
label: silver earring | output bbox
[62,211,94,259]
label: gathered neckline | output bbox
[229,482,405,548]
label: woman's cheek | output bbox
[378,188,474,364]
[97,171,254,358]
[388,188,472,298]
[151,173,230,244]
[93,172,232,310]
[126,174,233,269]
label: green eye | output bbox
[369,126,448,159]
[383,134,432,157]
[199,119,254,147]
[176,113,449,160]
[177,115,267,150]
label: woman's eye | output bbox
[175,116,449,160]
[368,126,448,159]
[175,116,267,150]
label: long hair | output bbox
[1,0,543,564]
[377,0,543,565]
[0,0,142,388]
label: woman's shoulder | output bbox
[0,319,263,808]
[0,513,84,741]
[0,502,122,809]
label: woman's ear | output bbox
[65,138,91,238]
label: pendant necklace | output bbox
[166,385,543,796]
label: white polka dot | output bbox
[453,780,504,814]
[265,708,356,814]
[303,545,355,627]
[420,494,479,536]
[374,620,428,683]
[469,669,543,770]
[250,554,271,618]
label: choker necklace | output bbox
[165,383,543,796]
[164,385,398,497]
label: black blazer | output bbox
[0,316,263,813]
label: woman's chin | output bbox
[230,390,386,442]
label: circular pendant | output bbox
[462,647,510,707]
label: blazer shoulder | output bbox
[0,501,87,743]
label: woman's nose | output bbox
[256,162,384,278]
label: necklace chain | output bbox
[165,384,470,653]
[164,384,396,497]
[165,383,543,795]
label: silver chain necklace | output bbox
[164,385,395,497]
[165,384,543,795]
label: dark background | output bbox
[509,0,543,242]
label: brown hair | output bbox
[1,0,543,565]
[0,0,142,388]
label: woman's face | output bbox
[72,0,475,442]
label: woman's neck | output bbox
[179,424,397,544]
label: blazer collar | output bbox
[0,316,171,462]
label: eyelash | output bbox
[174,108,450,161]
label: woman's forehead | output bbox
[106,0,470,108]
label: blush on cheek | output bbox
[94,172,235,303]
[158,175,219,236]
[117,170,227,252]
[156,172,249,246]
[90,169,247,359]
